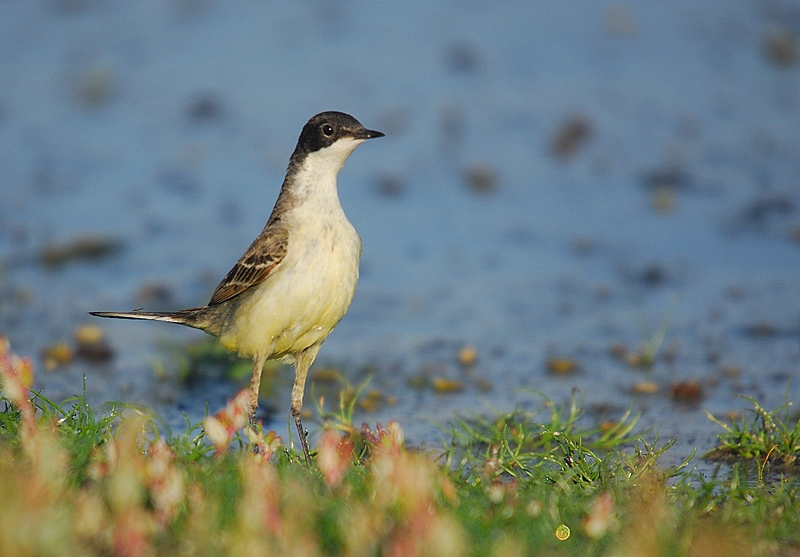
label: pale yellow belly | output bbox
[218,219,361,361]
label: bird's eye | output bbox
[322,124,334,137]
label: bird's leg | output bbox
[291,344,322,464]
[248,353,267,423]
[292,405,310,465]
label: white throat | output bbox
[290,137,365,202]
[278,137,365,231]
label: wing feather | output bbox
[209,225,288,305]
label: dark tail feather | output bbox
[89,308,210,331]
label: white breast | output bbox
[224,140,363,360]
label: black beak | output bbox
[357,127,385,140]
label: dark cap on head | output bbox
[295,111,384,155]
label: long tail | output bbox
[90,308,211,331]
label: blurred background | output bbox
[1,0,799,464]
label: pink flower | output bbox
[203,389,250,454]
[583,491,616,539]
[361,421,404,456]
[245,426,282,464]
[0,336,36,429]
[145,438,185,526]
[317,429,354,489]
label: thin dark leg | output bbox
[292,407,311,464]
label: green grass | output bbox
[704,393,800,486]
[1,340,800,556]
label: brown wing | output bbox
[208,225,288,306]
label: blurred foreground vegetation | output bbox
[1,337,799,557]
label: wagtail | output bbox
[92,111,384,462]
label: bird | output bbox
[91,111,384,463]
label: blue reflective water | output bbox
[1,1,798,469]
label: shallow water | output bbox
[1,0,799,471]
